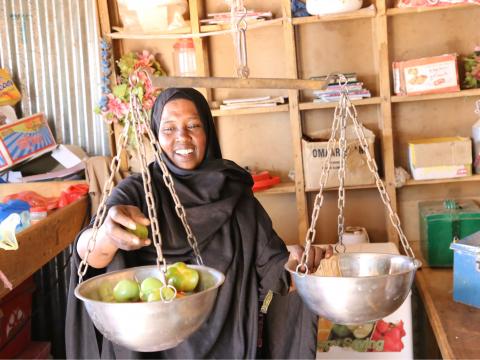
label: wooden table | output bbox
[415,265,480,359]
[0,196,88,299]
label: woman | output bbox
[66,88,322,359]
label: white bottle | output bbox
[473,100,480,174]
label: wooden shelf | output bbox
[200,18,283,33]
[292,5,376,25]
[391,88,480,103]
[299,97,381,111]
[211,104,289,117]
[109,24,192,39]
[386,3,478,16]
[254,182,296,195]
[403,174,480,187]
[0,197,88,299]
[306,183,378,192]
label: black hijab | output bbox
[150,87,222,175]
[66,88,317,359]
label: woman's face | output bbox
[158,98,207,170]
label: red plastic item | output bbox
[58,184,89,208]
[0,277,35,359]
[2,191,59,211]
[250,171,281,192]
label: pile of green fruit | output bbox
[97,262,199,303]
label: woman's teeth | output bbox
[175,149,194,155]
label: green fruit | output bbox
[353,323,374,339]
[127,223,148,239]
[147,287,175,302]
[166,262,199,292]
[332,324,351,338]
[113,279,140,302]
[98,281,115,302]
[140,276,164,301]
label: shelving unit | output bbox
[96,0,480,248]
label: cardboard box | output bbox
[0,113,56,172]
[392,54,460,96]
[302,125,375,190]
[408,137,472,180]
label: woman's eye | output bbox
[188,123,201,130]
[162,127,173,133]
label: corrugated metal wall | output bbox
[0,0,110,156]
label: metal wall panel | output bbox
[0,0,110,156]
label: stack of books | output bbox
[311,73,371,103]
[220,96,286,110]
[200,11,273,26]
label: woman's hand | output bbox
[77,205,151,268]
[287,244,334,273]
[101,205,151,251]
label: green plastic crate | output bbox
[419,200,480,267]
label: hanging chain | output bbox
[230,0,250,78]
[297,74,416,276]
[336,78,349,254]
[349,103,415,259]
[77,119,130,283]
[296,100,341,276]
[142,117,204,266]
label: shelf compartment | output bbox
[391,88,480,103]
[386,3,478,16]
[254,182,296,195]
[292,5,376,25]
[403,174,480,187]
[211,104,289,117]
[299,97,381,110]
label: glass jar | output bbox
[173,38,196,77]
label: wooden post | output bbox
[281,0,309,244]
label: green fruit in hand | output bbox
[98,281,115,302]
[113,279,140,302]
[140,276,164,301]
[166,262,199,292]
[147,287,175,302]
[127,223,148,239]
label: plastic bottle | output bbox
[473,100,480,174]
[173,38,196,77]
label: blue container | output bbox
[450,232,480,309]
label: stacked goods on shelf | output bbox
[396,0,480,7]
[311,73,371,103]
[219,96,286,110]
[408,137,472,180]
[392,54,460,96]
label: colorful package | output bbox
[0,113,57,171]
[0,69,21,107]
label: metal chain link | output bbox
[297,74,416,276]
[296,102,341,276]
[143,118,204,266]
[231,1,249,78]
[77,119,131,283]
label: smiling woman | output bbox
[157,98,207,170]
[67,87,320,359]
